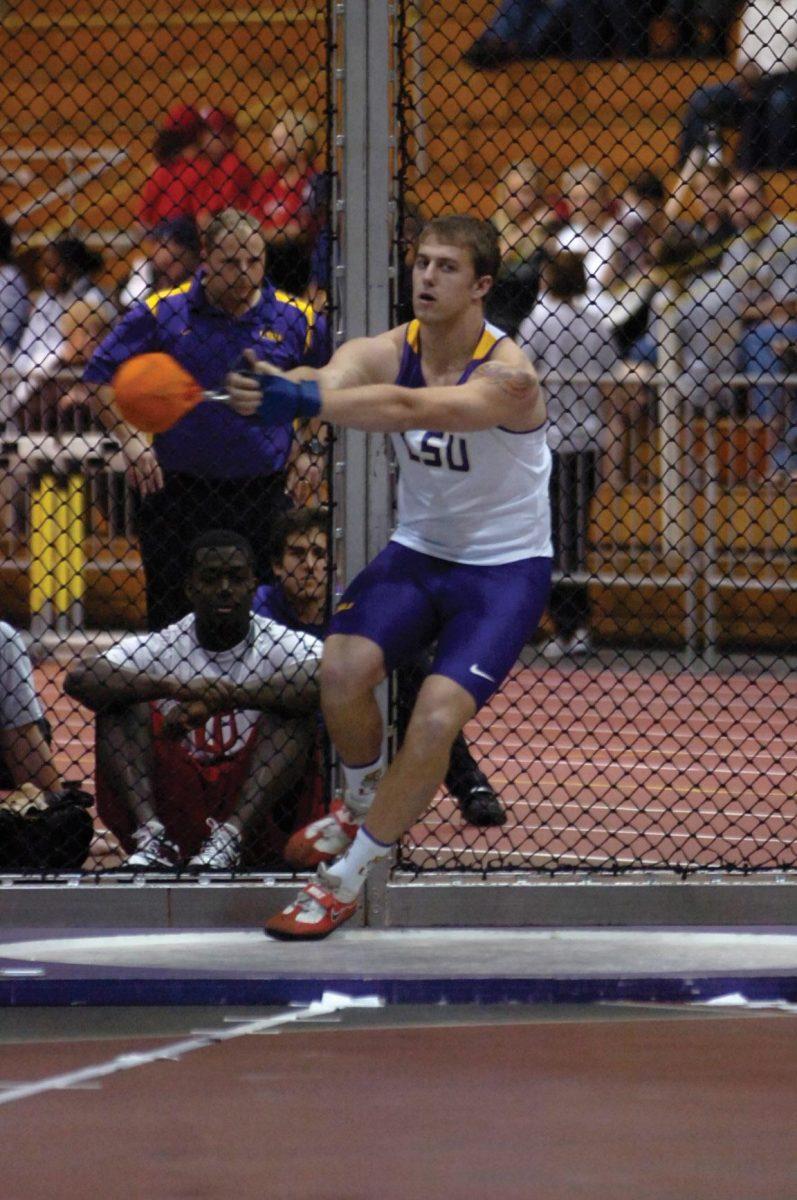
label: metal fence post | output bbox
[336,0,394,927]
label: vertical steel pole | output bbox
[334,0,393,580]
[335,0,395,926]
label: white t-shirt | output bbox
[553,221,623,302]
[0,621,43,730]
[519,293,620,452]
[4,282,108,420]
[103,612,321,763]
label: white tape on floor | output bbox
[0,990,382,1108]
[695,991,797,1013]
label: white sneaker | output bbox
[127,820,179,868]
[542,630,592,661]
[187,819,241,870]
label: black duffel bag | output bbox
[0,781,94,871]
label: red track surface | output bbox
[3,1014,796,1200]
[34,657,797,873]
[406,663,797,873]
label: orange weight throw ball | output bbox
[111,353,205,433]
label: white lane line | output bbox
[0,991,382,1108]
[0,1080,102,1091]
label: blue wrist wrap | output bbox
[256,375,322,425]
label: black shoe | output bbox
[457,785,506,827]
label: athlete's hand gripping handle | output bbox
[226,350,322,425]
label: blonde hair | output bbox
[203,208,265,249]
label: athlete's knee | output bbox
[321,635,386,699]
[97,702,151,748]
[95,704,154,783]
[404,701,464,759]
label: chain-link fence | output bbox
[1,0,796,883]
[396,0,797,876]
[0,0,335,873]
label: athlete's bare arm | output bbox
[228,328,544,434]
[241,328,404,391]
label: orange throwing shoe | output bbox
[265,871,358,941]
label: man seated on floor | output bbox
[0,620,60,796]
[1,621,94,872]
[253,506,329,639]
[64,528,323,870]
[254,508,505,852]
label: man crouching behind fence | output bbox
[65,528,323,870]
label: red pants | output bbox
[96,707,325,866]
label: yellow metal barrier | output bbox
[29,472,86,630]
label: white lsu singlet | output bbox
[389,319,553,565]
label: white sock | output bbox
[136,818,164,839]
[327,826,392,901]
[341,755,385,817]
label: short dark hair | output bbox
[53,236,103,280]
[628,169,665,204]
[270,508,330,563]
[186,528,255,573]
[418,215,501,281]
[544,251,587,301]
[152,216,201,255]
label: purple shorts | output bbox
[327,541,552,708]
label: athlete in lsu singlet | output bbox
[227,214,553,939]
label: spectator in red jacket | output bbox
[253,108,322,295]
[193,107,261,222]
[138,105,204,230]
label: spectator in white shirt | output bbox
[0,621,58,795]
[519,250,621,660]
[551,162,624,305]
[4,236,104,426]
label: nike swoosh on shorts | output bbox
[469,663,496,682]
